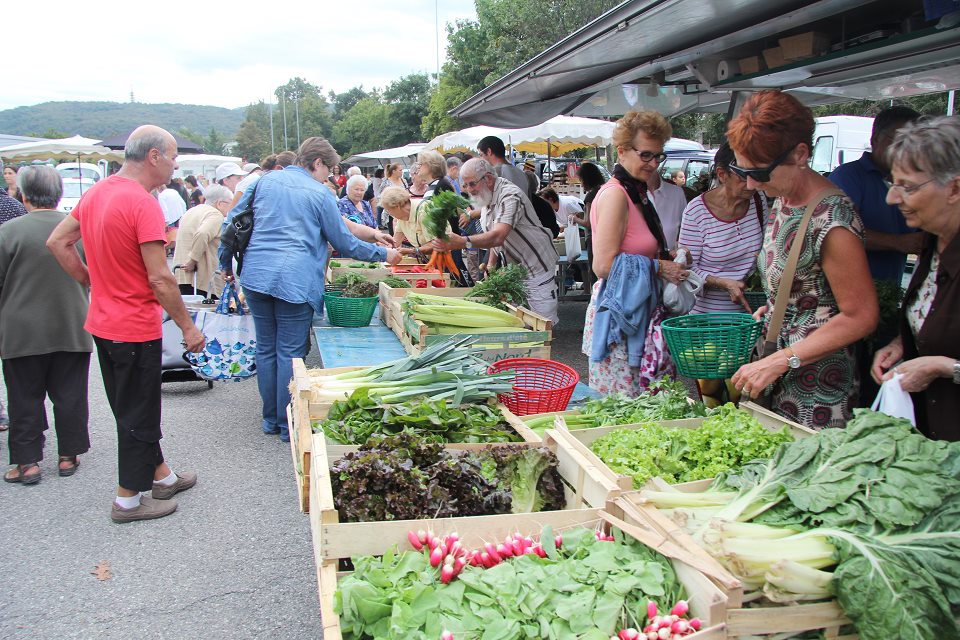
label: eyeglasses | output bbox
[887,178,936,196]
[461,174,490,190]
[628,148,667,165]
[729,145,796,183]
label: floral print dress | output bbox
[758,194,864,428]
[581,281,676,396]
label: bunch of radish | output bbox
[612,600,701,640]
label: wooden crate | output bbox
[397,325,552,365]
[309,426,621,562]
[295,398,540,514]
[289,360,369,513]
[552,406,816,492]
[617,490,854,638]
[402,303,553,348]
[311,500,729,640]
[326,258,391,283]
[377,282,472,315]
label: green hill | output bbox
[0,101,245,140]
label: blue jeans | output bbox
[243,288,313,439]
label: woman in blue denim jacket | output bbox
[230,137,400,441]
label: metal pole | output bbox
[281,90,288,150]
[948,90,956,116]
[295,94,301,147]
[269,100,275,154]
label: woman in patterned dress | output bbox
[727,91,879,428]
[871,116,960,440]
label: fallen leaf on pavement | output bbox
[91,561,113,581]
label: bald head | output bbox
[125,125,175,163]
[461,158,493,183]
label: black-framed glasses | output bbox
[887,178,936,196]
[728,145,796,183]
[629,148,667,165]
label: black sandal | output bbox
[58,456,80,477]
[4,463,41,485]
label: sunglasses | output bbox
[629,148,668,164]
[728,145,796,183]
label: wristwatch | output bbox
[953,360,960,385]
[463,235,473,249]
[784,347,802,369]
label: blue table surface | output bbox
[312,302,600,407]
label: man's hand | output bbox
[428,235,466,253]
[374,230,399,248]
[182,324,206,353]
[385,249,402,265]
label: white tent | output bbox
[174,154,242,180]
[343,143,427,167]
[0,135,123,163]
[427,116,617,155]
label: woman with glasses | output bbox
[871,116,960,440]
[581,110,688,395]
[727,90,878,429]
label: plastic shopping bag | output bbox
[870,372,916,426]
[662,248,704,315]
[565,222,583,262]
[183,283,257,382]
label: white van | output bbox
[810,116,873,174]
[56,161,104,182]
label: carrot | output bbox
[443,252,462,279]
[425,251,439,270]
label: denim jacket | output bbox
[220,166,386,314]
[590,253,658,367]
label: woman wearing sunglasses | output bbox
[581,110,688,395]
[871,116,960,440]
[727,90,878,429]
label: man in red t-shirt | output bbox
[48,125,206,523]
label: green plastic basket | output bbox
[661,313,763,379]
[743,291,768,312]
[323,292,378,327]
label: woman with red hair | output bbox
[727,91,878,428]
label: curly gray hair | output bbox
[887,115,960,186]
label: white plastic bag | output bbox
[565,222,582,262]
[662,249,704,315]
[870,372,916,426]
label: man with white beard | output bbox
[429,158,559,324]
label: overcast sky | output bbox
[3,0,478,111]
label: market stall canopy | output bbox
[174,154,242,179]
[0,135,123,163]
[451,0,960,126]
[343,143,427,167]
[99,130,205,153]
[428,116,617,154]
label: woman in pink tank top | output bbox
[581,111,689,396]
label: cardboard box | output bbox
[779,31,831,61]
[762,46,785,69]
[737,55,762,75]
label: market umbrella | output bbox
[98,130,205,153]
[343,143,427,167]
[0,135,123,163]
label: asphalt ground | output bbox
[0,298,595,640]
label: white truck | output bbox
[810,115,874,174]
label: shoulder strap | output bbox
[753,192,765,229]
[764,188,843,347]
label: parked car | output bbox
[659,149,715,187]
[56,162,103,183]
[57,178,96,213]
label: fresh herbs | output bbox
[317,393,523,444]
[640,410,960,640]
[331,432,564,522]
[333,273,378,297]
[381,275,412,288]
[334,526,685,639]
[590,403,793,487]
[467,264,529,310]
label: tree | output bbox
[204,128,227,154]
[234,118,271,162]
[383,73,433,145]
[26,128,69,139]
[329,87,370,120]
[176,127,206,146]
[331,98,395,156]
[422,74,474,139]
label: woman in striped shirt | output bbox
[678,142,766,315]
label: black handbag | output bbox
[220,179,260,275]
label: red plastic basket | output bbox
[488,358,580,416]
